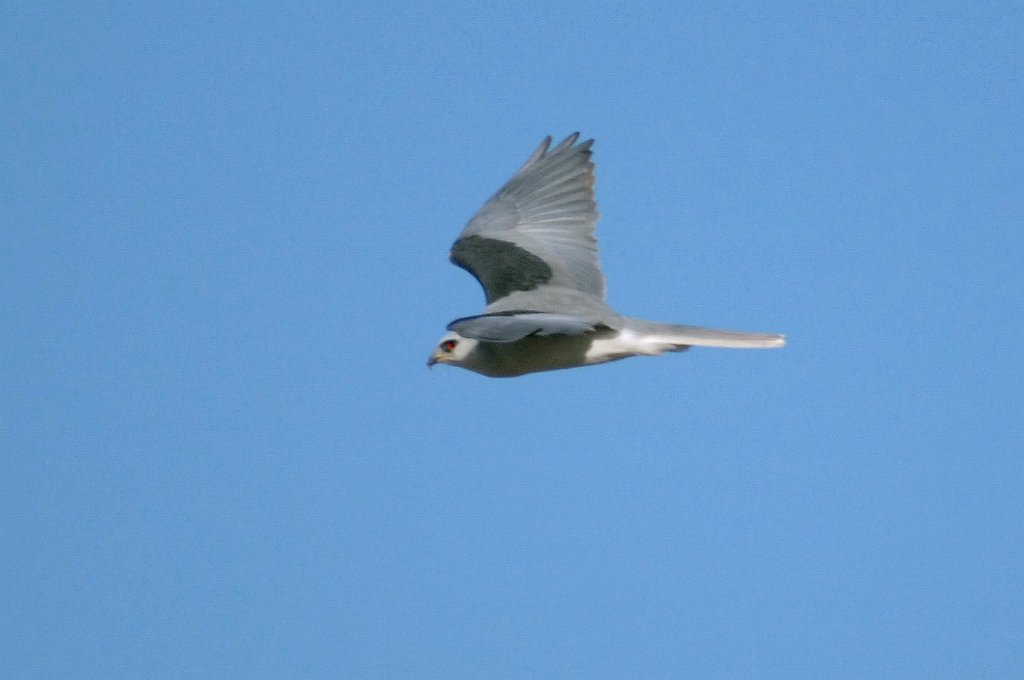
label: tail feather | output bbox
[626,319,786,350]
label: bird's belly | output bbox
[474,331,621,377]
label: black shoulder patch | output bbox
[450,235,553,303]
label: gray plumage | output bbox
[429,133,785,377]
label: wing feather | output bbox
[448,311,601,343]
[450,133,604,304]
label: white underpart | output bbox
[585,328,682,363]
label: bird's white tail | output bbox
[625,319,786,350]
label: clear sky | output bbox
[4,2,1022,678]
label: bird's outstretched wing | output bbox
[449,133,604,305]
[447,311,602,343]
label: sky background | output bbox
[3,2,1022,678]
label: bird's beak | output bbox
[427,352,440,368]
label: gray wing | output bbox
[448,311,601,343]
[449,133,604,305]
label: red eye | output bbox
[441,340,457,352]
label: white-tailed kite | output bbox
[429,133,785,377]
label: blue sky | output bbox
[3,2,1022,678]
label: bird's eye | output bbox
[441,339,457,352]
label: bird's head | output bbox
[427,331,477,369]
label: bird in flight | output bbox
[428,133,785,377]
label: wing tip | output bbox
[533,132,594,160]
[551,132,580,153]
[512,131,596,189]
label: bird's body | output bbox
[450,330,619,378]
[429,133,784,377]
